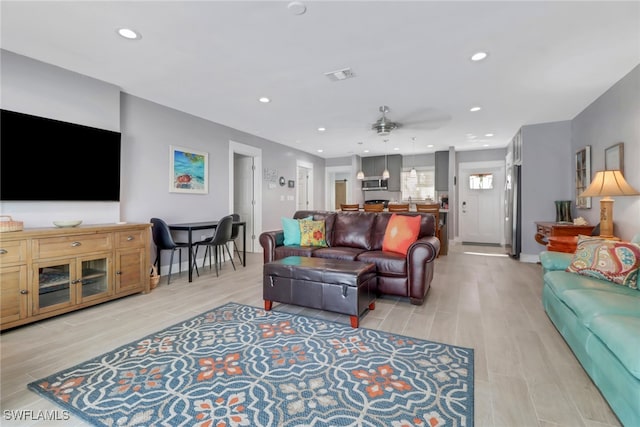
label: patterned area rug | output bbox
[28,302,474,426]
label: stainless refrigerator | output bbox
[505,164,521,258]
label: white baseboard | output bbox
[519,253,541,263]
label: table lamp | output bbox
[579,170,639,238]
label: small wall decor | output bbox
[263,168,277,183]
[279,176,286,186]
[575,145,591,209]
[169,145,208,194]
[605,142,624,174]
[288,180,295,188]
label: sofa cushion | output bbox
[559,289,640,327]
[331,212,376,250]
[274,245,319,259]
[299,220,327,247]
[313,247,366,261]
[566,240,640,288]
[382,213,421,255]
[371,212,435,250]
[294,211,336,246]
[589,314,640,379]
[544,270,638,297]
[357,250,407,276]
[282,216,312,246]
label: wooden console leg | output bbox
[368,302,375,310]
[350,316,359,328]
[264,300,272,311]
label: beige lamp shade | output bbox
[580,170,640,197]
[579,170,639,238]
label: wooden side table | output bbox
[547,235,621,253]
[535,221,595,247]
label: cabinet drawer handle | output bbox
[71,241,82,247]
[71,279,82,284]
[116,270,122,275]
[127,236,134,241]
[20,289,28,294]
[0,249,7,255]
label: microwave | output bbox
[362,178,388,191]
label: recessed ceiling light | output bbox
[364,149,370,153]
[117,28,141,40]
[469,106,482,112]
[483,144,490,147]
[317,149,323,153]
[317,127,326,132]
[427,144,434,148]
[485,133,494,137]
[258,97,271,103]
[471,52,488,61]
[393,147,400,151]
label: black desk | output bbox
[168,220,246,282]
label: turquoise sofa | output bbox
[540,235,640,426]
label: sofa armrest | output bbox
[259,230,285,264]
[539,251,573,274]
[406,236,440,304]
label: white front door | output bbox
[459,161,505,244]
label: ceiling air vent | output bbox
[324,68,355,82]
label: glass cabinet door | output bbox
[35,260,75,314]
[79,256,110,301]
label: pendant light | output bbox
[382,139,390,179]
[410,137,417,178]
[356,154,364,180]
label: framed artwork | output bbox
[288,180,295,188]
[169,145,208,194]
[575,145,591,209]
[605,142,624,174]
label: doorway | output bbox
[229,141,262,253]
[335,180,347,210]
[458,161,505,245]
[296,160,313,211]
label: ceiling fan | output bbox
[371,105,400,136]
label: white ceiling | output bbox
[2,1,639,159]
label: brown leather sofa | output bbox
[259,210,440,305]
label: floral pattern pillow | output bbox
[299,220,327,247]
[566,240,640,289]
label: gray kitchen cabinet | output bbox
[435,151,449,191]
[386,154,402,191]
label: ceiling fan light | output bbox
[382,169,390,179]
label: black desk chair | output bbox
[227,213,243,265]
[193,215,235,277]
[150,218,198,284]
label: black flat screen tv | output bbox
[1,109,121,201]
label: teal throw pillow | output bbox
[282,216,312,246]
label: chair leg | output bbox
[178,248,182,274]
[168,249,176,285]
[214,245,219,277]
[225,243,236,271]
[232,241,243,264]
[191,248,199,277]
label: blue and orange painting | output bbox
[172,148,207,192]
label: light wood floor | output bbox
[0,244,621,426]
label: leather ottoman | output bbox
[264,256,377,327]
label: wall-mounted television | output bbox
[0,109,121,201]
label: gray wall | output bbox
[0,49,325,248]
[571,64,639,240]
[520,121,573,258]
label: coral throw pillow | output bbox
[282,216,312,246]
[299,220,327,247]
[566,239,640,289]
[382,214,421,256]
